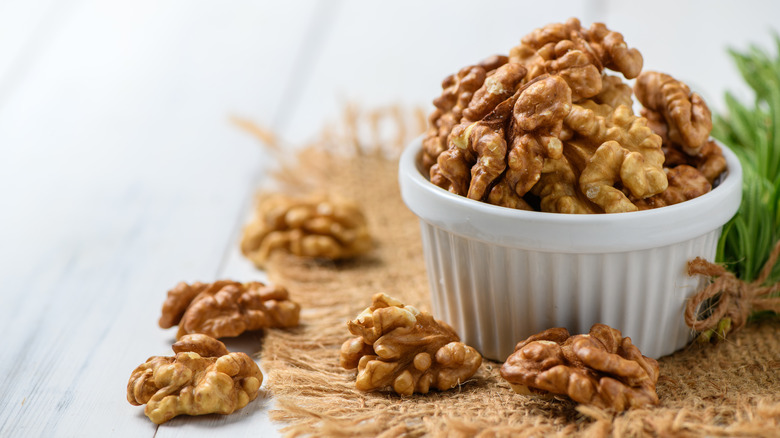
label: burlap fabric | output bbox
[249,106,780,437]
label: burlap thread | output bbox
[242,105,780,437]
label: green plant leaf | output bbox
[715,36,780,289]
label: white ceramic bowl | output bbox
[399,136,742,361]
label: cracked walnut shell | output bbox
[241,193,372,268]
[340,293,482,396]
[127,334,263,424]
[500,324,660,411]
[159,280,300,339]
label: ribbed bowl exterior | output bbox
[399,136,742,362]
[419,220,719,361]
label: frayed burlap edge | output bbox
[243,105,780,437]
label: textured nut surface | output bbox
[633,164,712,209]
[420,18,724,213]
[634,71,712,153]
[561,100,667,212]
[500,324,660,411]
[340,293,482,396]
[127,335,263,424]
[241,193,372,267]
[159,280,300,339]
[422,56,508,171]
[432,89,517,198]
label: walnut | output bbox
[633,164,711,210]
[422,56,508,171]
[487,177,534,210]
[594,74,634,109]
[419,18,721,214]
[502,75,572,198]
[663,139,727,185]
[582,22,643,79]
[530,153,600,214]
[509,18,642,100]
[127,334,263,424]
[693,140,727,184]
[509,19,603,102]
[500,324,660,412]
[241,193,372,267]
[340,293,482,396]
[432,85,519,199]
[634,71,712,154]
[159,280,300,339]
[563,100,667,212]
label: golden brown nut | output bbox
[433,90,518,199]
[487,177,534,210]
[422,56,508,171]
[340,293,482,396]
[633,165,712,210]
[159,280,301,340]
[693,140,727,184]
[634,71,712,154]
[419,18,722,214]
[564,101,667,212]
[582,22,643,79]
[127,334,263,424]
[509,18,641,100]
[500,324,660,411]
[641,107,672,147]
[241,193,372,267]
[663,140,727,185]
[530,154,600,214]
[463,62,527,122]
[503,75,572,197]
[509,19,602,102]
[594,74,634,109]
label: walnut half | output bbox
[340,293,482,396]
[127,334,263,424]
[241,193,372,268]
[500,324,660,411]
[159,280,301,340]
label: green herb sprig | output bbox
[713,35,780,289]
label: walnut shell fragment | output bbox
[159,280,301,340]
[127,334,263,424]
[340,293,482,396]
[500,324,660,411]
[241,193,372,268]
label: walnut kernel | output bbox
[159,280,300,340]
[500,324,660,411]
[340,293,482,396]
[127,334,263,424]
[241,193,372,267]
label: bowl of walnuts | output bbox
[399,18,742,361]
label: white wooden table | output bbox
[1,1,777,436]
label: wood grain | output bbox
[1,0,779,436]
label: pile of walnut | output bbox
[159,280,301,339]
[127,334,263,424]
[241,193,372,267]
[340,293,482,396]
[500,324,660,411]
[422,18,726,213]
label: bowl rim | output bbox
[398,135,743,253]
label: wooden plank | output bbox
[0,0,320,436]
[0,0,77,103]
